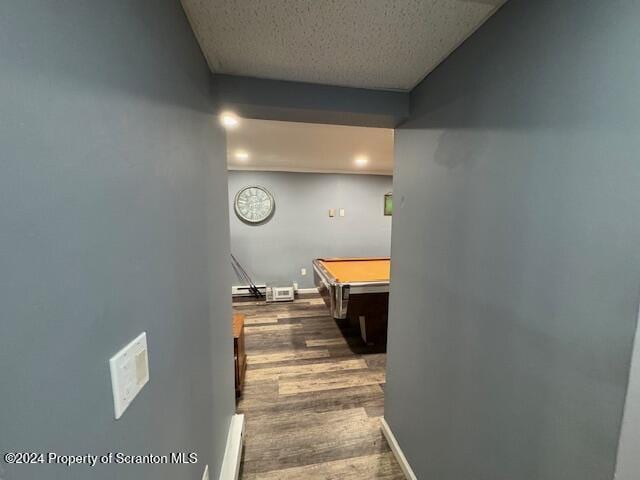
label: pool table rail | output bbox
[312,258,390,320]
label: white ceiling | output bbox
[226,119,394,175]
[182,0,506,91]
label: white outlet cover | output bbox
[109,332,149,419]
[301,268,307,276]
[339,208,345,217]
[328,208,335,217]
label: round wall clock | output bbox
[234,185,275,224]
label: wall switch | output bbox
[301,268,307,276]
[202,465,209,480]
[109,332,149,419]
[293,282,299,290]
[339,208,345,217]
[328,209,335,217]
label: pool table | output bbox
[312,257,390,346]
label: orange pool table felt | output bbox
[319,258,390,283]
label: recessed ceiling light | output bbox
[220,112,239,129]
[354,155,369,167]
[234,150,249,161]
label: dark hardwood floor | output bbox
[233,294,405,480]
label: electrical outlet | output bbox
[202,465,209,480]
[293,282,299,290]
[328,208,335,217]
[301,268,307,276]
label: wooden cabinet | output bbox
[233,313,246,398]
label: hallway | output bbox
[4,2,640,479]
[233,295,404,479]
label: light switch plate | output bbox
[339,208,345,217]
[109,332,149,419]
[301,268,307,276]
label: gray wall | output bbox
[0,1,234,479]
[228,171,392,289]
[213,74,410,128]
[386,1,640,479]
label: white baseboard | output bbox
[219,414,245,480]
[381,417,417,480]
[296,287,318,294]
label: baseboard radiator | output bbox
[231,284,266,297]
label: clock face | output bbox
[234,186,275,224]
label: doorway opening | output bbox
[224,116,402,478]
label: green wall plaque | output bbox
[384,192,393,216]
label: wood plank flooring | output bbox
[234,295,405,480]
